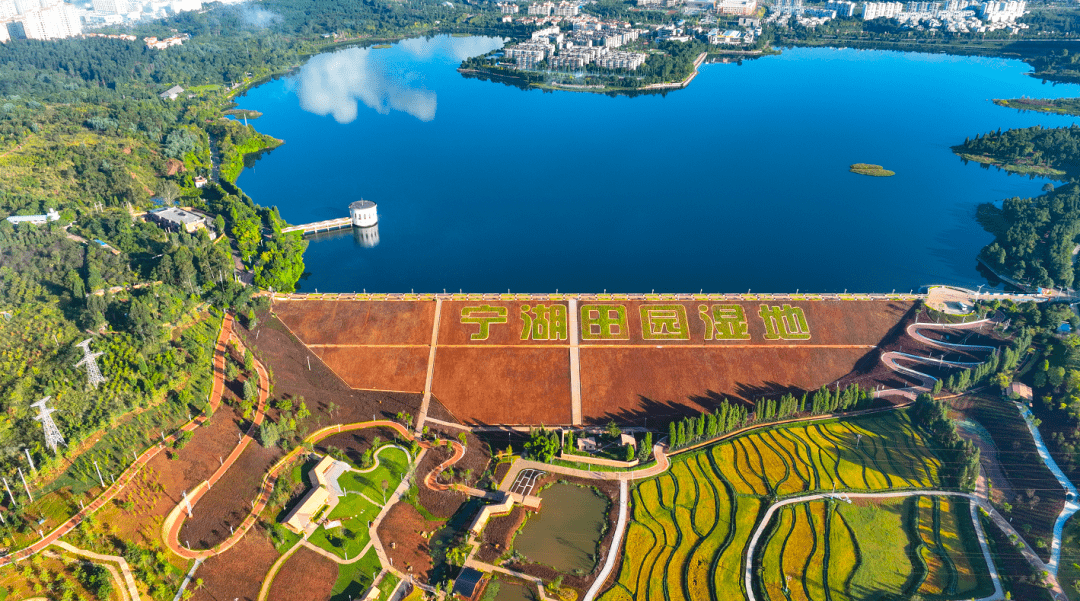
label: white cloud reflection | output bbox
[398,35,504,61]
[294,36,503,124]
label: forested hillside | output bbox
[977,183,1080,290]
[0,0,507,523]
[954,123,1080,178]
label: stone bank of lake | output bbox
[234,37,1080,293]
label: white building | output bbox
[505,40,554,68]
[159,85,184,100]
[709,28,744,43]
[349,199,378,227]
[528,1,553,15]
[980,0,1024,22]
[595,49,646,69]
[826,0,856,16]
[497,1,519,12]
[5,208,60,225]
[863,1,903,18]
[0,0,80,41]
[716,0,757,15]
[91,0,129,14]
[553,1,578,16]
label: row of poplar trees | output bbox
[667,384,873,450]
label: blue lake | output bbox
[234,36,1080,293]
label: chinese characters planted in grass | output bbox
[459,304,507,340]
[520,304,568,341]
[582,305,630,340]
[458,303,812,342]
[759,304,811,340]
[700,304,751,340]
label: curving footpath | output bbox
[52,540,141,601]
[164,419,415,559]
[163,331,271,559]
[423,440,466,493]
[583,479,628,601]
[256,536,306,601]
[743,490,1005,601]
[0,313,235,567]
[1015,402,1080,575]
[875,316,999,400]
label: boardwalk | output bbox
[280,217,352,235]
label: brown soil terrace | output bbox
[273,298,917,425]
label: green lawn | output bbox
[341,447,410,502]
[308,446,410,561]
[330,546,384,601]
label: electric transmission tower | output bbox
[31,397,65,453]
[74,338,106,388]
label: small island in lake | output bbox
[850,163,895,177]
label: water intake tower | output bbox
[350,200,378,227]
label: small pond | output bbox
[492,580,537,601]
[512,483,608,574]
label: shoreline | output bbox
[460,51,710,95]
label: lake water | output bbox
[234,36,1080,293]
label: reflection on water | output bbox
[293,36,503,124]
[306,223,380,248]
[354,224,379,248]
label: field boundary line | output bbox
[570,298,582,425]
[416,298,443,435]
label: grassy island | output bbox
[994,97,1080,117]
[850,163,896,177]
[223,108,263,120]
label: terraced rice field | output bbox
[599,411,971,601]
[757,496,992,601]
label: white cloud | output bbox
[295,46,438,123]
[240,5,282,28]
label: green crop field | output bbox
[599,411,992,601]
[756,496,992,601]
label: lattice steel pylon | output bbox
[74,338,106,388]
[31,397,65,453]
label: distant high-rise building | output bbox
[0,22,8,41]
[980,0,1024,22]
[774,0,802,14]
[92,0,129,14]
[13,0,41,14]
[862,0,903,18]
[0,0,81,42]
[826,0,856,16]
[716,0,756,15]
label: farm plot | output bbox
[598,410,948,601]
[757,496,992,601]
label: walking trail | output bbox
[0,312,235,567]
